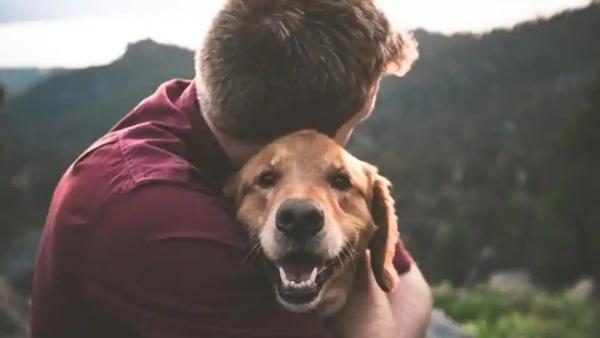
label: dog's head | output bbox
[226,130,399,313]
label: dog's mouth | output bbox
[264,246,353,306]
[273,253,327,305]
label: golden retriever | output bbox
[225,130,400,317]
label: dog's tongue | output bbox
[278,254,323,281]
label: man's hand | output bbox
[328,251,432,338]
[387,262,433,338]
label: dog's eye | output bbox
[257,170,279,188]
[329,173,352,191]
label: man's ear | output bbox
[369,174,400,293]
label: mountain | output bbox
[1,5,599,288]
[2,39,193,146]
[0,68,62,98]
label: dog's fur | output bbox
[226,130,400,317]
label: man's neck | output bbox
[196,83,263,166]
[205,119,263,166]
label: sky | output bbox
[0,0,593,68]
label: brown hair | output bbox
[196,0,417,142]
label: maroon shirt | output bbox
[30,79,412,338]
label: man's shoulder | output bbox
[60,78,215,195]
[113,121,212,191]
[48,128,223,239]
[51,131,192,206]
[100,182,248,249]
[50,155,247,250]
[46,78,242,247]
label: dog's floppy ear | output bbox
[223,172,244,205]
[368,173,400,293]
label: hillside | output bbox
[349,4,600,284]
[1,4,599,289]
[2,39,194,148]
[0,68,62,98]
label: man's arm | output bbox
[330,251,432,338]
[81,184,333,338]
[389,264,433,338]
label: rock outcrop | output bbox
[0,277,28,338]
[426,309,473,338]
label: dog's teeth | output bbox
[310,267,318,283]
[279,267,293,288]
[279,267,287,282]
[279,266,320,290]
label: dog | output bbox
[225,130,401,318]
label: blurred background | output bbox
[1,1,599,337]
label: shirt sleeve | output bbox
[393,239,413,274]
[81,183,332,338]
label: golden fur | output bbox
[226,130,400,316]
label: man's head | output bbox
[196,0,418,146]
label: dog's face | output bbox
[226,130,399,314]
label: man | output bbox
[31,0,431,337]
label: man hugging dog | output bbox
[31,1,431,337]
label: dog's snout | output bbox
[276,199,324,240]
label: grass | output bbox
[434,282,599,338]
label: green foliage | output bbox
[435,284,599,338]
[430,223,471,285]
[535,83,600,284]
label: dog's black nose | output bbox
[276,199,324,240]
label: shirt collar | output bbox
[176,81,235,189]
